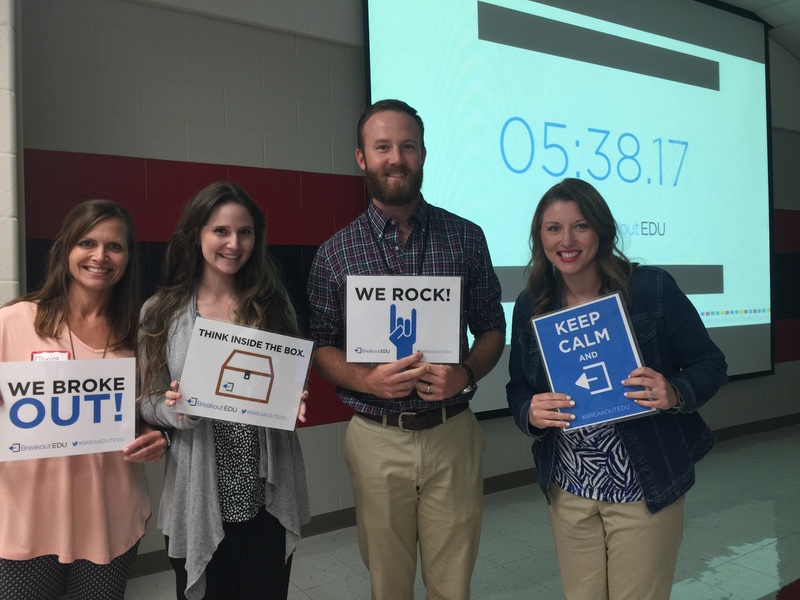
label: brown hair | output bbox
[10,200,141,350]
[357,99,425,152]
[139,182,299,396]
[526,178,633,317]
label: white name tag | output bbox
[31,350,71,361]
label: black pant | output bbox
[0,542,139,600]
[167,507,292,600]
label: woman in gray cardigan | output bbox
[139,182,309,600]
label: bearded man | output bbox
[307,99,506,600]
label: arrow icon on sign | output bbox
[575,362,613,395]
[575,372,599,389]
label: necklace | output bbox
[199,284,240,318]
[66,316,111,360]
[563,288,601,308]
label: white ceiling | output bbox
[720,0,800,58]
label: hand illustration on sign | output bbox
[389,304,417,359]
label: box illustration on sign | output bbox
[216,350,274,404]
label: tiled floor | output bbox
[126,424,800,599]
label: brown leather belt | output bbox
[356,404,469,431]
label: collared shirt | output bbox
[308,198,506,415]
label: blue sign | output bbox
[532,293,656,429]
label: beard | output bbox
[364,162,424,207]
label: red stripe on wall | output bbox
[22,150,800,428]
[303,371,354,428]
[774,209,800,254]
[24,149,367,245]
[25,151,150,240]
[775,318,800,363]
[24,148,366,427]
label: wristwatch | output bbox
[461,363,477,394]
[158,428,172,448]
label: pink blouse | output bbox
[0,302,150,563]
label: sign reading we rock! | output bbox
[346,275,462,363]
[178,317,314,431]
[0,358,136,462]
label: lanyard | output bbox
[368,217,430,276]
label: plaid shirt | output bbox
[307,198,506,415]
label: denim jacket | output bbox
[506,266,728,513]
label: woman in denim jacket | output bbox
[506,179,727,600]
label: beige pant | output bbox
[343,409,485,600]
[548,486,685,600]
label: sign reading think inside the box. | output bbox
[178,317,314,430]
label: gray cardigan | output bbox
[139,297,310,600]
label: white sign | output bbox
[345,275,462,363]
[179,317,313,430]
[0,358,136,461]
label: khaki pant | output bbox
[548,485,685,600]
[343,409,485,600]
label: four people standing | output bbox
[1,103,728,599]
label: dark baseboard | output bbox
[484,467,538,494]
[129,414,799,578]
[129,548,170,578]
[713,413,800,442]
[301,507,356,537]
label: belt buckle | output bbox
[397,411,417,432]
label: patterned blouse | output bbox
[552,425,645,503]
[212,420,266,522]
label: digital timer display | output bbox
[499,118,689,187]
[366,0,771,385]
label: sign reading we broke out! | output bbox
[0,358,136,461]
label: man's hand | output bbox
[362,352,428,398]
[313,347,428,399]
[414,362,470,401]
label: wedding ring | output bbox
[426,384,431,394]
[648,389,655,400]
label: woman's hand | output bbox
[297,391,308,424]
[529,392,575,429]
[623,367,680,410]
[123,422,167,463]
[164,380,185,421]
